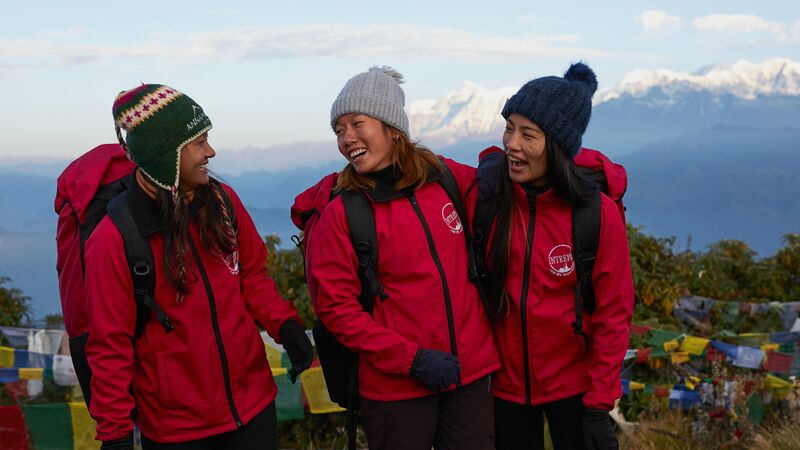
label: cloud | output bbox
[0,24,613,71]
[189,24,610,60]
[0,38,176,67]
[635,10,684,30]
[692,14,800,42]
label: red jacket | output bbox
[301,158,500,401]
[469,147,634,411]
[85,179,300,443]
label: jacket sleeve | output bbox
[225,185,302,341]
[583,196,634,410]
[84,219,137,442]
[309,199,418,375]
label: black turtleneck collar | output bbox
[521,181,551,198]
[363,164,442,202]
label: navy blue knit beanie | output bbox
[501,62,598,158]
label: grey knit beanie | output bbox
[502,62,598,158]
[330,66,409,136]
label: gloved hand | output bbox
[279,320,313,383]
[101,433,133,450]
[410,349,460,392]
[582,408,618,450]
[477,150,506,201]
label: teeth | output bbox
[349,148,367,159]
[508,155,526,165]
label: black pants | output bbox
[141,403,278,450]
[360,376,494,450]
[494,394,585,450]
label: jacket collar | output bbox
[125,171,165,237]
[364,165,443,202]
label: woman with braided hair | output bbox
[84,84,312,450]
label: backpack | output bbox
[55,144,175,407]
[472,146,627,351]
[290,162,473,450]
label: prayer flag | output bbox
[18,368,43,380]
[671,352,690,364]
[0,405,29,450]
[680,336,710,355]
[636,347,652,364]
[0,367,20,383]
[663,339,681,352]
[69,402,100,450]
[0,346,14,368]
[22,403,73,450]
[733,346,765,369]
[763,352,793,374]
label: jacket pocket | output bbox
[155,352,173,409]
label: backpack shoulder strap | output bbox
[471,159,502,297]
[436,162,487,300]
[107,191,174,339]
[340,189,386,314]
[435,162,464,220]
[79,176,130,280]
[571,188,601,351]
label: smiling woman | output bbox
[81,84,312,450]
[178,132,215,192]
[304,66,499,450]
[473,63,634,450]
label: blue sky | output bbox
[1,0,798,164]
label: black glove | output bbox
[410,349,461,392]
[101,433,133,450]
[582,408,618,450]
[280,320,313,383]
[477,150,505,201]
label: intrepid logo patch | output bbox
[548,244,574,276]
[441,203,463,234]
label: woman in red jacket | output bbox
[474,63,634,450]
[308,66,499,450]
[85,84,312,450]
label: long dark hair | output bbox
[155,178,238,295]
[484,137,594,318]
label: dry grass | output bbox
[618,410,695,450]
[752,420,800,450]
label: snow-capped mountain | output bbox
[409,58,800,151]
[409,82,515,148]
[595,58,800,104]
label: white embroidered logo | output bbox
[186,105,207,131]
[222,251,240,275]
[548,244,574,276]
[441,202,463,234]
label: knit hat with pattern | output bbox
[113,84,212,191]
[501,62,598,158]
[330,66,409,136]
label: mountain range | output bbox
[0,58,798,319]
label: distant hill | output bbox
[620,126,800,254]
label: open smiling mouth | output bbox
[348,148,367,161]
[508,155,528,168]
